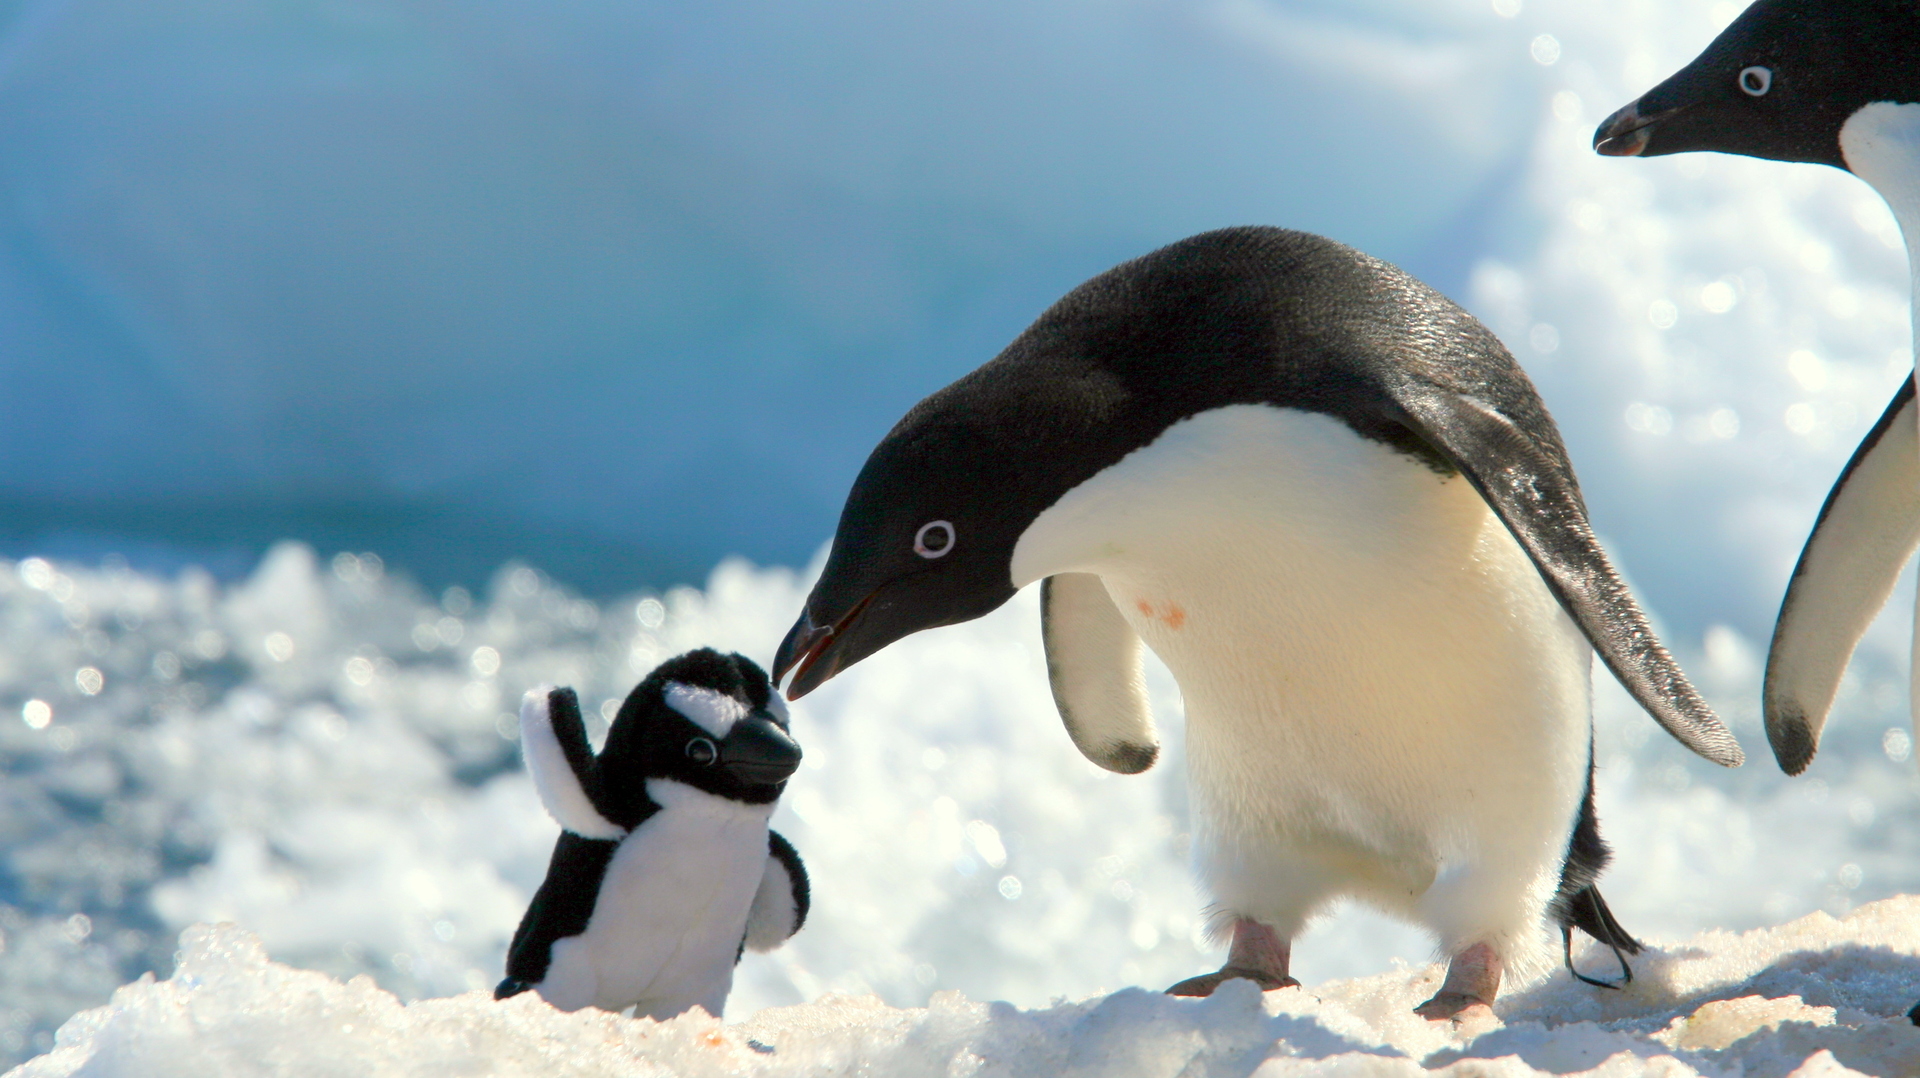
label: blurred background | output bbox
[0,0,1916,1068]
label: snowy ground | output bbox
[0,547,1916,1074]
[12,902,1920,1077]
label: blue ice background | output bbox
[0,0,1547,598]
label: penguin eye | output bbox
[685,737,718,766]
[1738,66,1771,96]
[913,520,955,559]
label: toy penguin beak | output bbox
[721,715,803,785]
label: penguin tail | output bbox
[495,978,533,1001]
[1559,884,1643,989]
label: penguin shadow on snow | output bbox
[494,648,810,1023]
[964,981,1400,1075]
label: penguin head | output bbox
[771,395,1054,697]
[1594,0,1920,167]
[603,649,802,805]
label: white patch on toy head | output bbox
[763,690,791,727]
[665,682,749,737]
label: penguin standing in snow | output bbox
[1595,0,1920,779]
[772,227,1742,1020]
[495,649,809,1021]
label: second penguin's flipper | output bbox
[1392,389,1743,767]
[742,830,810,953]
[1040,573,1159,774]
[1765,377,1920,775]
[520,687,626,839]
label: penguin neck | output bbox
[1841,101,1920,353]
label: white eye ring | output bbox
[913,520,955,559]
[1739,66,1771,96]
[686,737,718,766]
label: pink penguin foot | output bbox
[1413,942,1503,1022]
[1165,917,1298,997]
[1166,967,1300,997]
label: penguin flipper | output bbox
[521,686,627,839]
[743,830,810,953]
[1765,377,1920,775]
[1395,391,1743,767]
[1039,573,1159,774]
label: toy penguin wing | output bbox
[1764,378,1920,775]
[1390,385,1744,767]
[1039,573,1159,774]
[496,831,620,998]
[521,686,627,839]
[742,830,810,953]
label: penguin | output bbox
[771,227,1742,1021]
[1595,0,1920,777]
[494,649,810,1021]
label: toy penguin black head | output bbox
[599,649,802,809]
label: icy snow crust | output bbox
[2,548,1920,1075]
[15,910,1920,1077]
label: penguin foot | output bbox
[1167,916,1297,996]
[1411,991,1492,1021]
[1166,966,1300,996]
[1413,942,1502,1022]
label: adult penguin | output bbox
[1595,1,1920,777]
[772,226,1742,1020]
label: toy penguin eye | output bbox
[685,737,718,766]
[1739,66,1772,96]
[913,520,955,559]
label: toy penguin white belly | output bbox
[497,650,810,1022]
[541,780,778,1017]
[1036,406,1590,964]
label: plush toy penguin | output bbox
[495,649,809,1021]
[1595,0,1920,777]
[772,226,1742,1020]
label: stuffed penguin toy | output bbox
[495,648,809,1021]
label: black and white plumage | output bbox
[771,227,1740,1019]
[1595,0,1920,777]
[495,649,809,1021]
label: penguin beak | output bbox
[720,715,803,785]
[1593,100,1674,157]
[771,593,873,699]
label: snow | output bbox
[12,905,1920,1077]
[0,548,1916,1075]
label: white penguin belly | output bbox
[1840,102,1920,733]
[1011,405,1593,962]
[552,778,773,1019]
